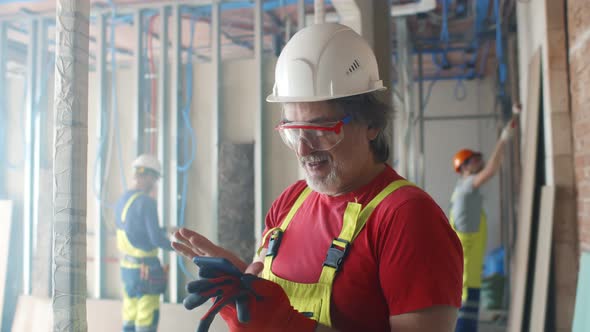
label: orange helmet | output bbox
[453,149,479,173]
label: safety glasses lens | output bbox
[278,127,344,151]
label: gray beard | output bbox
[301,158,343,194]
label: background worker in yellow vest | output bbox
[450,104,520,332]
[115,154,174,332]
[172,23,464,332]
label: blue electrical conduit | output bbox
[139,11,197,279]
[424,0,497,99]
[432,0,451,69]
[451,0,495,99]
[140,11,198,279]
[494,0,507,96]
[89,1,128,241]
[93,0,128,210]
[109,1,128,192]
[139,9,198,280]
[90,0,330,27]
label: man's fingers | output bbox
[179,228,219,256]
[171,241,201,258]
[244,262,264,276]
[174,228,212,256]
[185,230,214,247]
[170,228,190,244]
[179,227,202,240]
[172,230,190,246]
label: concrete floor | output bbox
[479,309,507,332]
[13,295,511,332]
[479,321,507,332]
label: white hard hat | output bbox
[267,23,386,103]
[132,154,162,177]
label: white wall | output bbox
[5,75,26,198]
[421,78,503,254]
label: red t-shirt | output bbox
[263,165,463,332]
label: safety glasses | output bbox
[275,115,352,151]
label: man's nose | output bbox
[297,137,314,156]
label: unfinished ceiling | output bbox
[0,0,515,87]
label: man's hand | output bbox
[512,103,522,115]
[171,228,248,272]
[172,228,221,258]
[500,103,521,142]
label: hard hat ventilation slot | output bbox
[346,59,361,75]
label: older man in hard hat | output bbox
[450,105,520,332]
[116,154,173,332]
[173,23,463,332]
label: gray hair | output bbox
[327,92,393,163]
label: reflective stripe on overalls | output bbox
[118,192,161,332]
[449,209,487,302]
[449,201,487,332]
[117,192,158,269]
[261,180,414,327]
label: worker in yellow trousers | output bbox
[115,154,174,332]
[450,104,520,332]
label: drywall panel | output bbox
[508,48,541,332]
[529,186,556,332]
[516,0,546,137]
[221,58,258,143]
[186,59,216,243]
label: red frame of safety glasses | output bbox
[274,115,352,135]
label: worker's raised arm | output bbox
[472,136,507,188]
[473,104,520,188]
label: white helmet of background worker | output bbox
[132,154,162,178]
[266,23,386,103]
